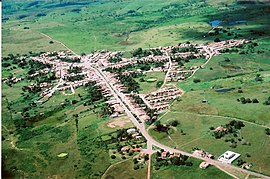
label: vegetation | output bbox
[2,0,270,177]
[152,156,230,179]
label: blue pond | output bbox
[229,20,247,25]
[210,20,222,27]
[215,88,232,92]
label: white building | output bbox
[218,151,241,164]
[127,128,136,134]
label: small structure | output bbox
[127,128,136,134]
[199,162,210,169]
[121,146,130,152]
[218,151,240,164]
[161,151,168,159]
[242,163,252,169]
[214,126,228,133]
[57,153,68,159]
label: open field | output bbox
[151,157,231,179]
[147,38,270,176]
[102,159,147,179]
[1,78,139,178]
[137,71,166,94]
[149,105,270,175]
[2,0,270,56]
[175,42,270,126]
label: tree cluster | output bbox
[263,96,270,105]
[237,97,259,104]
[153,152,192,170]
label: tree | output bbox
[193,78,201,83]
[265,128,270,136]
[252,98,259,103]
[224,57,230,62]
[169,120,179,127]
[170,156,180,165]
[73,114,79,132]
[144,154,149,161]
[133,164,139,170]
[133,158,138,164]
[214,38,221,42]
[111,155,116,159]
[156,81,163,88]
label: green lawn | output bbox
[137,71,166,94]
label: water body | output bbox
[215,88,232,92]
[210,20,222,27]
[229,20,247,25]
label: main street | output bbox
[91,63,270,179]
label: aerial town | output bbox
[4,39,264,177]
[2,0,270,178]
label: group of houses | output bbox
[20,39,250,122]
[140,86,182,113]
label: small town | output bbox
[3,39,263,178]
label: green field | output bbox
[152,157,231,179]
[148,38,270,176]
[3,0,270,56]
[137,72,166,94]
[149,112,270,175]
[102,159,147,179]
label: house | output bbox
[127,128,136,134]
[214,126,228,133]
[218,151,241,164]
[121,146,130,152]
[161,151,168,159]
[199,162,210,169]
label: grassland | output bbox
[148,37,270,176]
[1,79,137,178]
[3,0,270,56]
[149,112,270,175]
[151,157,231,179]
[102,159,147,179]
[137,71,166,94]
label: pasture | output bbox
[151,157,231,179]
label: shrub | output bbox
[193,78,201,83]
[214,38,221,42]
[169,120,179,127]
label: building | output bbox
[127,128,136,134]
[199,162,210,169]
[218,151,241,164]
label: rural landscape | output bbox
[1,0,270,178]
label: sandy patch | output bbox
[107,120,127,128]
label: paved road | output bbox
[92,64,270,179]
